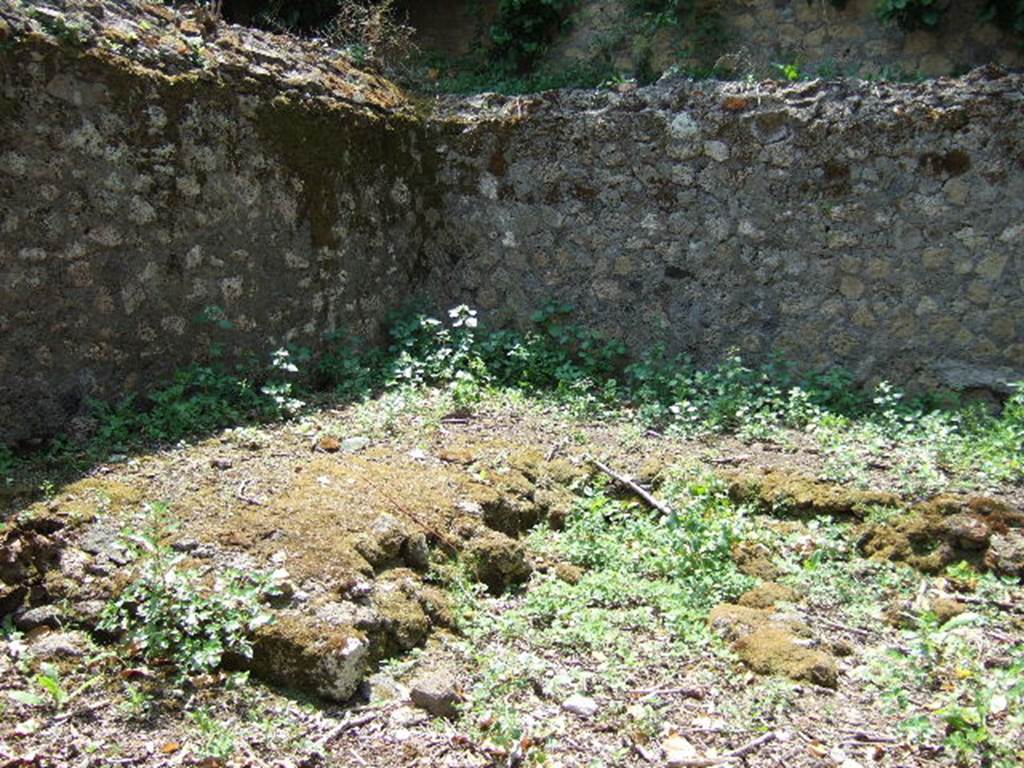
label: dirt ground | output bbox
[1,395,1022,768]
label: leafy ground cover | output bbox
[4,303,1022,495]
[1,306,1022,767]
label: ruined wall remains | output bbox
[427,72,1024,394]
[520,0,1024,79]
[1,1,1023,443]
[0,3,437,442]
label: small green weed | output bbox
[191,707,237,761]
[7,662,101,710]
[868,612,1024,767]
[772,61,803,81]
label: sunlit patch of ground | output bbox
[2,390,1022,767]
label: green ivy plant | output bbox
[876,0,946,30]
[489,0,576,71]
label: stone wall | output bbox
[0,2,435,443]
[715,0,1024,78]
[429,74,1024,393]
[518,0,1024,79]
[2,1,1023,444]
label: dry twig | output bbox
[629,685,705,700]
[951,593,1023,615]
[361,476,459,554]
[236,480,265,506]
[316,712,378,750]
[591,459,674,518]
[806,613,876,639]
[671,731,777,767]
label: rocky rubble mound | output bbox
[709,583,839,689]
[721,468,900,518]
[0,442,586,702]
[0,0,405,111]
[859,494,1024,576]
[716,468,1024,578]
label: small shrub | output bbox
[99,503,278,676]
[320,0,417,69]
[191,708,237,761]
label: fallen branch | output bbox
[806,613,876,639]
[361,476,459,555]
[629,685,705,700]
[633,742,659,763]
[949,593,1023,615]
[671,731,777,767]
[591,459,674,518]
[316,712,378,749]
[236,480,265,506]
[545,438,568,462]
[45,700,110,728]
[838,728,898,743]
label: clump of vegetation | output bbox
[99,502,279,676]
[425,0,728,93]
[7,661,101,711]
[441,470,753,753]
[42,306,306,464]
[627,0,727,76]
[417,0,618,95]
[876,0,946,31]
[7,303,1024,496]
[877,0,1023,39]
[318,0,417,68]
[489,0,575,73]
[982,0,1024,37]
[345,303,1022,495]
[86,345,304,450]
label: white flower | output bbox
[271,348,298,373]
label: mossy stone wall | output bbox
[1,1,1023,444]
